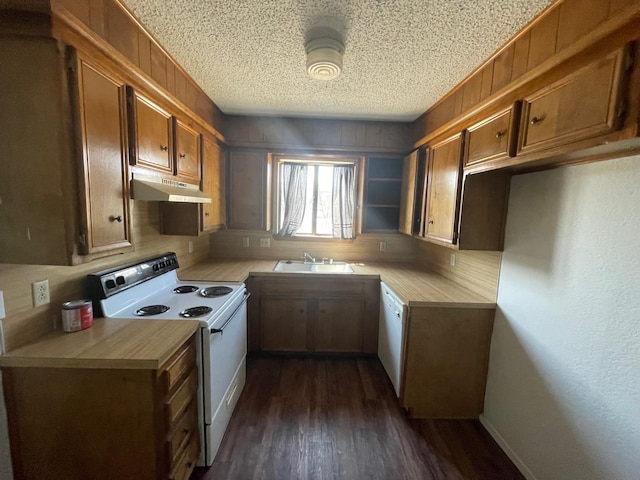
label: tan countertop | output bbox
[179,259,495,308]
[0,318,199,369]
[1,258,492,368]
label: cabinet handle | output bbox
[428,220,434,224]
[530,115,545,125]
[205,212,210,216]
[495,130,505,139]
[179,153,186,158]
[109,215,123,223]
[160,145,168,151]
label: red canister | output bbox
[61,300,94,332]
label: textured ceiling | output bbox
[122,0,554,121]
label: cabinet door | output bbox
[202,136,225,231]
[77,59,131,254]
[400,307,495,418]
[398,150,418,235]
[315,298,364,352]
[424,133,464,244]
[175,120,201,183]
[227,150,270,230]
[465,104,520,167]
[518,46,628,155]
[261,297,308,351]
[128,89,173,174]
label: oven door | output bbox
[201,290,249,464]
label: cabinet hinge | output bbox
[616,99,628,119]
[624,47,635,72]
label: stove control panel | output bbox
[87,252,180,300]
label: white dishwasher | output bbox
[378,282,407,397]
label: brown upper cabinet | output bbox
[159,135,225,236]
[398,150,420,235]
[227,150,271,231]
[405,134,510,251]
[201,136,226,231]
[175,120,201,183]
[127,88,202,184]
[128,89,173,175]
[517,45,630,156]
[75,55,132,256]
[0,34,133,265]
[423,133,464,245]
[464,103,521,168]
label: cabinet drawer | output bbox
[167,401,199,469]
[518,47,628,155]
[465,104,520,167]
[261,279,364,296]
[166,368,198,427]
[169,432,200,480]
[162,339,197,394]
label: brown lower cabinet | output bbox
[2,336,200,480]
[400,307,495,418]
[248,276,379,354]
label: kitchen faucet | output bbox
[302,252,316,263]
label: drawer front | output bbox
[167,401,199,469]
[465,105,519,167]
[169,433,200,480]
[518,47,627,155]
[260,278,364,296]
[162,339,197,394]
[166,368,198,427]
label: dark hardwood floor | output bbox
[191,357,523,480]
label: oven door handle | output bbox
[210,291,250,336]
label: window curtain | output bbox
[332,165,355,239]
[277,163,308,236]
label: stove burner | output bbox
[173,285,199,294]
[180,306,214,318]
[135,305,170,316]
[199,286,233,298]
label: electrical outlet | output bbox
[450,253,456,267]
[379,241,387,252]
[32,280,50,307]
[188,241,194,254]
[259,237,271,248]
[242,237,250,248]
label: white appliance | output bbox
[378,282,406,397]
[87,252,248,466]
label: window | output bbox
[275,155,360,239]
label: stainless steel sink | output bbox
[273,260,354,273]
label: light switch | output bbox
[0,291,5,319]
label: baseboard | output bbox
[479,414,539,480]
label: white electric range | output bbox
[87,252,248,466]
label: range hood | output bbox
[131,174,211,203]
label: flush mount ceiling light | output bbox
[305,34,344,81]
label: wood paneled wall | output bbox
[208,231,418,264]
[0,202,209,351]
[225,115,410,153]
[51,0,223,131]
[417,242,502,301]
[413,0,639,145]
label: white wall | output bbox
[482,155,640,480]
